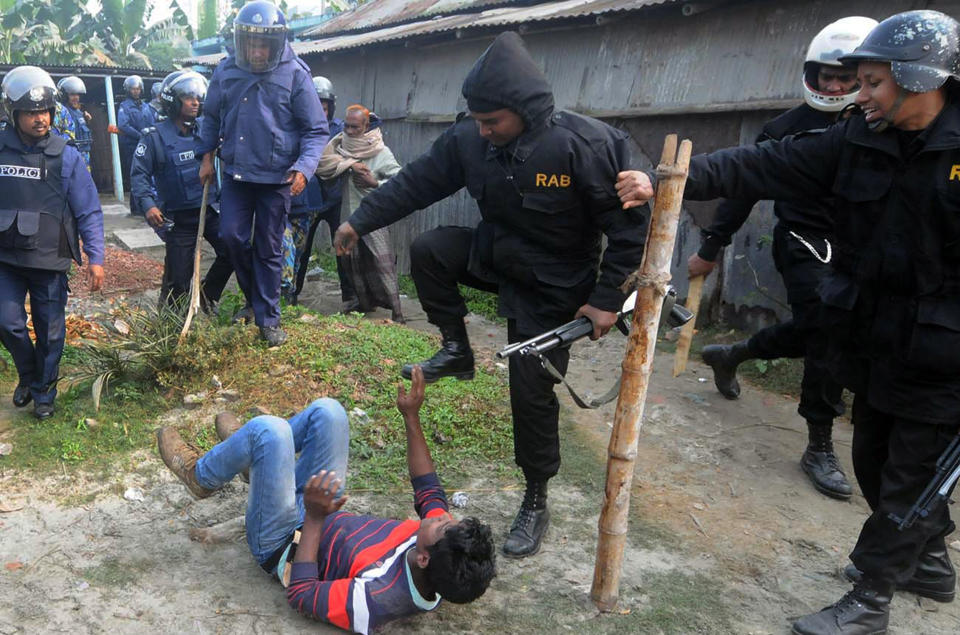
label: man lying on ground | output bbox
[156,365,496,634]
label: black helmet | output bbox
[56,76,86,102]
[839,10,960,93]
[159,71,207,119]
[2,66,58,121]
[123,75,144,96]
[234,1,287,73]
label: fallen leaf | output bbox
[0,501,23,513]
[4,561,23,571]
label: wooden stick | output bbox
[590,134,692,611]
[179,182,210,342]
[672,274,705,376]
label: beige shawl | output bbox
[316,128,386,180]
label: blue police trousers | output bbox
[0,264,68,405]
[219,179,290,328]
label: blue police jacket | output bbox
[118,98,156,148]
[197,42,328,185]
[307,117,343,212]
[131,117,219,214]
[66,106,92,154]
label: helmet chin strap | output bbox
[868,86,906,132]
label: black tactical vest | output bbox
[0,128,80,272]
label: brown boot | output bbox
[156,427,215,499]
[215,412,243,441]
[214,412,249,484]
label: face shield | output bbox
[235,26,285,73]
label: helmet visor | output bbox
[235,26,285,73]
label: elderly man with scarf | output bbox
[318,105,404,322]
[333,32,648,558]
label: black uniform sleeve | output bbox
[575,132,648,313]
[698,130,772,261]
[685,125,844,205]
[347,124,467,236]
[130,132,158,214]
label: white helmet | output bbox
[803,16,878,112]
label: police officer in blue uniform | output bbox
[618,11,960,633]
[284,75,348,305]
[116,75,156,216]
[334,32,648,559]
[56,76,93,170]
[0,66,105,419]
[131,71,233,311]
[197,0,328,346]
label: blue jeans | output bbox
[194,398,350,565]
[0,264,68,404]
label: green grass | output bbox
[0,305,513,492]
[314,248,503,323]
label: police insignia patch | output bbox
[252,13,263,23]
[135,144,146,157]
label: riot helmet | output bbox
[57,76,87,102]
[839,10,960,93]
[160,71,208,119]
[803,17,878,112]
[151,82,162,99]
[123,75,144,98]
[234,1,288,73]
[313,76,336,117]
[2,66,58,122]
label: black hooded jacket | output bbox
[347,32,648,332]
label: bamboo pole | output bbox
[179,182,210,342]
[672,274,705,376]
[591,134,692,610]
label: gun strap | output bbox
[531,350,621,409]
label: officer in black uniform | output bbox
[334,32,648,559]
[0,66,105,419]
[130,71,233,310]
[617,11,960,634]
[690,17,876,501]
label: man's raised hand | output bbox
[615,170,655,209]
[397,364,425,419]
[303,470,347,523]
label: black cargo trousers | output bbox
[409,225,570,481]
[747,222,844,424]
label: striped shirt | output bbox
[286,472,449,633]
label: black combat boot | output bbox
[401,321,474,383]
[701,340,754,399]
[502,480,550,558]
[791,579,892,635]
[801,421,853,500]
[12,382,31,408]
[844,541,956,603]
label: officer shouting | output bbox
[131,71,233,311]
[197,0,328,347]
[0,66,105,419]
[618,11,960,634]
[334,32,647,559]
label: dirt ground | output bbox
[2,262,960,634]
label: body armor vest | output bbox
[150,118,213,212]
[66,107,92,154]
[0,128,80,272]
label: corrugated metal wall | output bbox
[306,0,956,327]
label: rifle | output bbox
[495,287,693,409]
[889,430,960,531]
[496,286,693,360]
